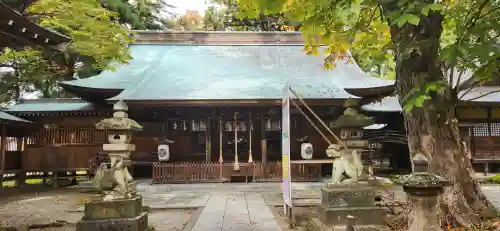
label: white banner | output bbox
[282,84,292,208]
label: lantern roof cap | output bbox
[95,117,142,131]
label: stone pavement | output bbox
[136,181,500,231]
[191,192,282,231]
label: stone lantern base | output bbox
[317,183,387,228]
[76,196,148,231]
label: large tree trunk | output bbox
[382,5,496,228]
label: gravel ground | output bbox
[0,190,195,231]
[0,191,83,228]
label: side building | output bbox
[0,2,71,186]
[362,82,500,175]
[5,31,398,183]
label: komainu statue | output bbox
[326,144,364,184]
[92,156,134,201]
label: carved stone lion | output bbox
[92,156,133,201]
[326,144,364,184]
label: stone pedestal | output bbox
[400,172,450,231]
[76,196,148,231]
[318,184,386,226]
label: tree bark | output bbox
[382,6,496,228]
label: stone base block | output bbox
[318,206,386,226]
[76,212,148,231]
[321,185,376,208]
[83,196,143,220]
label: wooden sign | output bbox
[344,140,369,148]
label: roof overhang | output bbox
[344,85,395,97]
[58,82,123,103]
[0,111,31,124]
[0,2,71,50]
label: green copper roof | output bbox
[61,44,394,101]
[362,87,500,112]
[0,111,31,123]
[6,99,96,113]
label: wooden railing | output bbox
[152,162,221,183]
[151,161,323,184]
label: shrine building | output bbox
[2,31,498,184]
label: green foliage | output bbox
[204,0,296,32]
[163,10,204,31]
[488,174,500,184]
[28,0,134,71]
[131,0,175,30]
[0,0,138,102]
[0,48,53,101]
[203,6,226,31]
[237,0,500,110]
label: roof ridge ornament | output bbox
[275,35,282,44]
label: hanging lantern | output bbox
[301,143,313,160]
[158,144,170,162]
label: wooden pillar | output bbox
[218,112,224,182]
[248,111,253,163]
[219,114,223,163]
[205,118,211,163]
[470,125,476,158]
[234,112,240,171]
[488,107,493,159]
[260,112,267,169]
[0,125,6,188]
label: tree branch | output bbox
[465,0,490,28]
[461,88,500,102]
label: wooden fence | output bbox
[152,162,221,183]
[152,161,323,184]
[1,144,100,189]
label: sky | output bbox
[168,0,210,15]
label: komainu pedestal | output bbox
[318,184,386,226]
[76,196,148,231]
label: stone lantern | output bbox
[76,100,147,231]
[317,100,385,229]
[329,99,374,148]
[95,100,142,200]
[326,99,375,185]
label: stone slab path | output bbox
[136,181,500,231]
[191,192,282,231]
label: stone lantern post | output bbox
[400,172,450,231]
[76,100,148,231]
